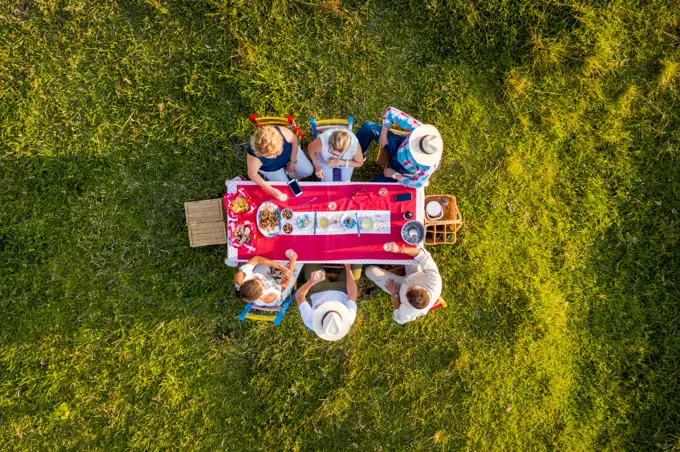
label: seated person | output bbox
[234,250,301,307]
[247,126,314,201]
[307,128,364,182]
[295,264,362,341]
[355,107,443,188]
[365,243,441,324]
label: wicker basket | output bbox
[424,195,462,246]
[185,199,227,247]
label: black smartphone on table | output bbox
[395,193,412,202]
[288,179,303,197]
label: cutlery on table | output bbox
[313,211,318,235]
[355,213,360,238]
[301,197,317,207]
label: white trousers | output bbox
[365,264,422,295]
[259,149,314,181]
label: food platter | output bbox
[256,202,281,237]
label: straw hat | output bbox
[408,124,443,166]
[312,301,352,341]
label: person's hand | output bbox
[327,158,343,168]
[285,249,297,260]
[287,161,297,174]
[280,266,293,280]
[313,162,325,179]
[379,132,389,149]
[383,241,399,253]
[383,168,399,179]
[386,279,400,296]
[311,269,326,283]
[271,188,288,202]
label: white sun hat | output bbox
[408,124,443,167]
[312,301,352,341]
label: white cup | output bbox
[426,201,443,219]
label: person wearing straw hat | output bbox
[295,264,361,341]
[355,107,443,188]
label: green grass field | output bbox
[1,0,679,449]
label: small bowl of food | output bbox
[282,208,293,221]
[361,217,374,231]
[297,214,313,231]
[317,216,329,229]
[282,223,293,234]
[341,214,356,230]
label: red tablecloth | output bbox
[226,182,423,264]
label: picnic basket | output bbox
[424,195,462,246]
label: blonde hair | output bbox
[328,130,351,155]
[250,126,284,158]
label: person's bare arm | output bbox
[295,279,316,306]
[386,279,401,309]
[307,137,322,161]
[384,242,420,257]
[307,138,325,179]
[259,293,278,304]
[234,271,246,286]
[247,154,283,198]
[344,264,358,301]
[250,256,292,280]
[295,270,325,306]
[280,251,297,291]
[351,145,364,168]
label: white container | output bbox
[426,201,444,220]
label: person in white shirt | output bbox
[307,128,364,182]
[234,251,301,307]
[295,264,361,341]
[365,243,442,324]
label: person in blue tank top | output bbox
[247,126,314,201]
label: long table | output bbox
[225,181,424,265]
